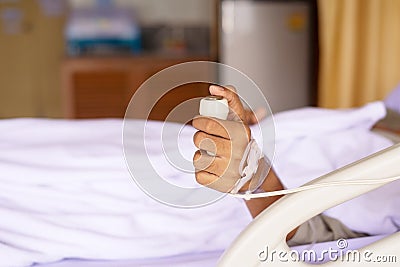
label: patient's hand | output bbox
[192,85,291,228]
[192,85,251,192]
[244,107,267,125]
[212,85,266,125]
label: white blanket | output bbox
[0,102,398,267]
[261,102,399,235]
[0,119,251,267]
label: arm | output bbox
[244,169,298,240]
[244,169,284,218]
[192,85,298,240]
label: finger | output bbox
[193,150,213,171]
[194,170,219,187]
[195,171,238,193]
[193,131,231,156]
[192,116,251,142]
[192,116,230,139]
[209,84,237,103]
[193,150,229,177]
[209,85,246,121]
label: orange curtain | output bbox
[318,0,400,108]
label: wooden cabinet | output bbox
[61,57,212,122]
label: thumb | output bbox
[209,85,246,121]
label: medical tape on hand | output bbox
[230,139,270,194]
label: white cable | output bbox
[230,175,400,200]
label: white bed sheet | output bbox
[0,119,251,267]
[0,101,398,267]
[36,235,389,266]
[267,102,400,235]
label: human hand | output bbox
[244,107,267,125]
[192,85,252,192]
[213,85,266,125]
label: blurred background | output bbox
[0,0,399,121]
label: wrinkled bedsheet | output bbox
[0,101,398,267]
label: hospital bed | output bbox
[219,142,400,266]
[0,101,398,267]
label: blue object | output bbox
[65,2,141,56]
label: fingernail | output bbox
[210,85,224,91]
